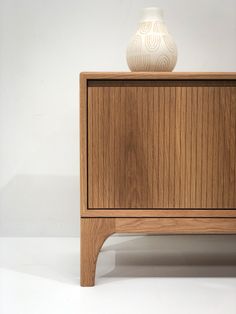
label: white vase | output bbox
[126,7,177,72]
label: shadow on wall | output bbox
[0,175,80,236]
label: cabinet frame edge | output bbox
[80,72,236,218]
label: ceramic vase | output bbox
[126,7,177,72]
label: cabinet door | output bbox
[88,81,236,209]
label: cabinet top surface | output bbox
[80,72,236,80]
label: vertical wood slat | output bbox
[114,87,121,208]
[206,87,214,208]
[223,87,232,208]
[136,87,145,207]
[221,87,229,208]
[163,87,170,208]
[98,88,104,208]
[169,87,176,207]
[153,88,159,207]
[179,87,187,208]
[147,88,154,208]
[108,88,115,208]
[174,85,181,208]
[88,87,93,208]
[142,88,149,207]
[125,87,138,208]
[185,87,192,208]
[201,87,209,208]
[158,87,165,207]
[103,87,110,208]
[212,87,219,208]
[190,87,197,208]
[88,87,99,208]
[119,88,126,207]
[218,87,224,208]
[88,82,236,209]
[195,87,203,208]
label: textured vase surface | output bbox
[126,7,177,72]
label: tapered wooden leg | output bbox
[80,218,115,286]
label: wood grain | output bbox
[80,216,236,286]
[87,81,236,209]
[81,73,236,287]
[80,73,87,213]
[80,209,236,218]
[115,218,236,234]
[80,218,115,286]
[81,72,236,81]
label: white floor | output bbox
[0,235,236,314]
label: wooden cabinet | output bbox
[80,72,236,286]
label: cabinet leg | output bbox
[80,218,115,286]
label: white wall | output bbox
[0,0,236,236]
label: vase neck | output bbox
[140,7,164,22]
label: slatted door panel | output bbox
[88,81,236,209]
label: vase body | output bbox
[126,7,177,72]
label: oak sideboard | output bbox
[80,72,236,286]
